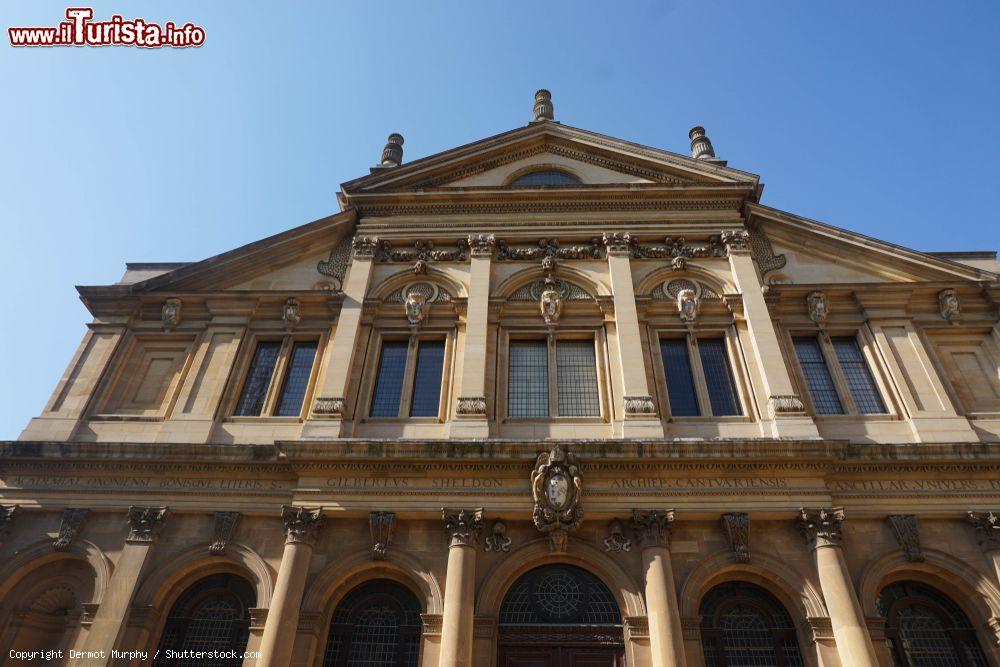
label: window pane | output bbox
[698,338,741,416]
[832,336,887,414]
[793,337,844,414]
[510,170,582,186]
[660,339,700,417]
[234,341,281,416]
[410,340,445,417]
[509,340,549,417]
[556,340,600,416]
[274,341,318,417]
[370,341,409,418]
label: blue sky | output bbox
[1,1,998,438]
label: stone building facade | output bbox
[4,91,1000,667]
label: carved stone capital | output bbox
[623,395,655,416]
[680,617,701,641]
[865,616,888,641]
[967,511,1000,552]
[312,396,345,418]
[369,511,395,560]
[602,232,636,256]
[722,512,750,563]
[626,616,650,639]
[887,514,923,562]
[806,616,835,642]
[632,509,675,550]
[54,508,88,551]
[351,235,379,259]
[604,519,632,553]
[467,233,496,257]
[443,508,484,548]
[126,506,170,544]
[768,394,806,417]
[484,519,512,553]
[249,608,269,629]
[282,506,324,546]
[456,396,487,416]
[421,613,444,637]
[720,230,750,255]
[797,507,845,550]
[210,511,240,555]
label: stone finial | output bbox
[532,89,554,122]
[380,133,404,167]
[689,126,716,160]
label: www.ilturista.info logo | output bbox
[9,8,205,48]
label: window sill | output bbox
[224,416,303,424]
[502,417,607,424]
[361,417,444,424]
[90,414,165,422]
[667,415,751,423]
[813,413,899,422]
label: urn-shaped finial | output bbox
[380,133,404,167]
[689,126,716,160]
[532,89,554,122]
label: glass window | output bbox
[793,337,844,415]
[274,342,318,417]
[699,581,804,667]
[510,170,582,186]
[322,580,422,667]
[832,336,886,414]
[234,341,281,416]
[410,340,445,417]
[699,338,741,416]
[661,338,700,417]
[508,340,549,417]
[370,341,409,418]
[556,340,601,416]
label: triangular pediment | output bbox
[342,122,760,194]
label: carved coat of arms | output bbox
[531,445,582,552]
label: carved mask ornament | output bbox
[676,288,699,323]
[161,298,182,330]
[540,285,562,326]
[531,445,583,552]
[938,289,961,322]
[807,291,829,326]
[405,290,428,326]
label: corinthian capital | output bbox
[467,233,496,257]
[602,232,636,257]
[720,230,750,255]
[126,506,170,544]
[282,505,325,546]
[967,511,1000,552]
[632,509,675,549]
[351,235,379,259]
[797,507,845,550]
[442,508,484,548]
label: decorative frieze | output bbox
[210,511,240,555]
[456,396,487,416]
[633,235,727,260]
[281,298,301,330]
[939,288,961,322]
[722,512,750,563]
[53,508,88,551]
[312,397,345,417]
[631,509,675,550]
[887,514,923,562]
[376,239,469,269]
[532,446,583,552]
[603,519,632,553]
[495,237,602,262]
[161,298,182,330]
[623,395,655,415]
[807,291,829,326]
[442,508,484,548]
[126,505,170,544]
[369,511,395,560]
[797,507,845,550]
[483,519,512,553]
[351,235,379,259]
[281,505,324,546]
[967,511,1000,551]
[467,233,496,257]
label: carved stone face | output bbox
[939,289,960,321]
[676,288,699,323]
[807,291,828,324]
[540,288,562,325]
[405,291,427,325]
[162,298,182,328]
[546,470,570,510]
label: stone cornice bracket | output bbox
[631,509,675,550]
[602,232,636,257]
[161,298,182,330]
[967,511,1000,552]
[603,519,632,553]
[887,514,924,562]
[281,505,325,546]
[126,505,170,544]
[210,511,240,555]
[442,508,484,548]
[767,394,807,418]
[797,507,845,550]
[456,396,487,417]
[623,395,656,417]
[369,511,395,560]
[719,229,750,256]
[312,396,345,418]
[54,508,89,552]
[484,519,512,553]
[351,235,379,259]
[467,233,496,258]
[722,512,750,563]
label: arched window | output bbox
[154,573,255,667]
[509,170,582,186]
[699,581,804,667]
[878,581,988,667]
[322,579,422,667]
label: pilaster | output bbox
[451,234,494,438]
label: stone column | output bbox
[73,507,168,667]
[603,233,663,437]
[724,230,818,439]
[632,510,686,667]
[301,236,378,438]
[452,234,494,438]
[439,509,483,667]
[798,508,878,667]
[967,511,1000,585]
[257,506,325,667]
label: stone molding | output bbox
[126,505,170,544]
[442,508,483,548]
[887,514,923,562]
[53,508,88,552]
[768,394,807,417]
[369,511,395,560]
[626,615,650,639]
[483,519,512,553]
[632,509,675,550]
[680,616,701,641]
[282,505,324,546]
[312,397,345,418]
[421,613,443,637]
[623,395,656,416]
[806,616,835,642]
[967,511,1000,552]
[210,511,240,555]
[721,512,750,563]
[456,396,487,416]
[797,507,845,550]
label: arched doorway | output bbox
[153,573,255,666]
[498,564,624,667]
[699,581,805,667]
[321,579,422,667]
[877,580,988,667]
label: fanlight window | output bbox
[878,581,988,667]
[509,170,582,186]
[154,573,255,667]
[499,564,621,625]
[699,581,805,667]
[322,579,423,667]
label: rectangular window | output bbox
[698,338,741,416]
[234,341,282,416]
[660,338,700,417]
[370,341,409,418]
[793,337,845,414]
[831,336,886,414]
[556,340,601,417]
[368,337,447,419]
[508,340,549,417]
[410,340,445,417]
[275,341,319,417]
[234,338,319,417]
